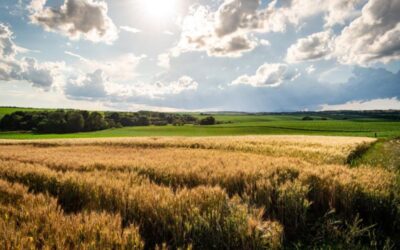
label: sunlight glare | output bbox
[141,0,177,20]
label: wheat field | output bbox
[0,136,398,249]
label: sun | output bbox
[141,0,177,20]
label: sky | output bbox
[0,0,400,112]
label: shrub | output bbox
[200,116,216,125]
[302,116,314,121]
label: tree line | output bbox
[0,110,217,134]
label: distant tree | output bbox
[136,116,150,126]
[66,111,85,132]
[86,112,108,131]
[153,120,168,126]
[1,109,198,133]
[47,111,67,133]
[302,116,314,121]
[0,114,13,130]
[34,111,67,133]
[200,116,216,125]
[109,112,121,123]
[80,110,90,121]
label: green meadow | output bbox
[0,107,399,139]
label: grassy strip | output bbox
[1,120,400,139]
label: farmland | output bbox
[0,136,399,249]
[1,108,400,139]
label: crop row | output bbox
[1,147,397,243]
[0,136,375,164]
[0,160,283,249]
[0,179,144,249]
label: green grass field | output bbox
[0,107,399,139]
[0,107,52,119]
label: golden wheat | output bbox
[0,136,396,249]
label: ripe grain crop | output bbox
[0,135,375,164]
[0,160,283,249]
[0,179,144,249]
[0,136,397,248]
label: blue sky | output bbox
[0,0,399,112]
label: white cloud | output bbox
[323,0,366,27]
[231,63,300,87]
[65,51,146,82]
[163,30,174,36]
[177,5,258,58]
[65,69,107,99]
[334,0,400,65]
[20,57,64,90]
[166,0,364,61]
[306,65,316,74]
[286,30,334,63]
[259,39,270,46]
[321,98,400,111]
[29,0,118,44]
[114,76,199,98]
[275,0,365,28]
[159,4,260,66]
[286,0,400,66]
[0,23,17,58]
[157,53,171,69]
[64,67,199,100]
[0,23,63,90]
[150,76,198,97]
[214,0,261,37]
[120,26,141,34]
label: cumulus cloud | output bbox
[124,76,198,99]
[177,5,257,58]
[20,57,63,89]
[65,69,107,99]
[286,30,334,63]
[231,63,300,87]
[0,23,17,58]
[321,97,400,111]
[29,0,118,43]
[65,51,145,83]
[334,0,400,65]
[0,23,63,90]
[285,0,400,66]
[276,0,365,28]
[158,4,261,67]
[323,0,366,27]
[165,0,363,61]
[214,0,261,37]
[65,67,199,101]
